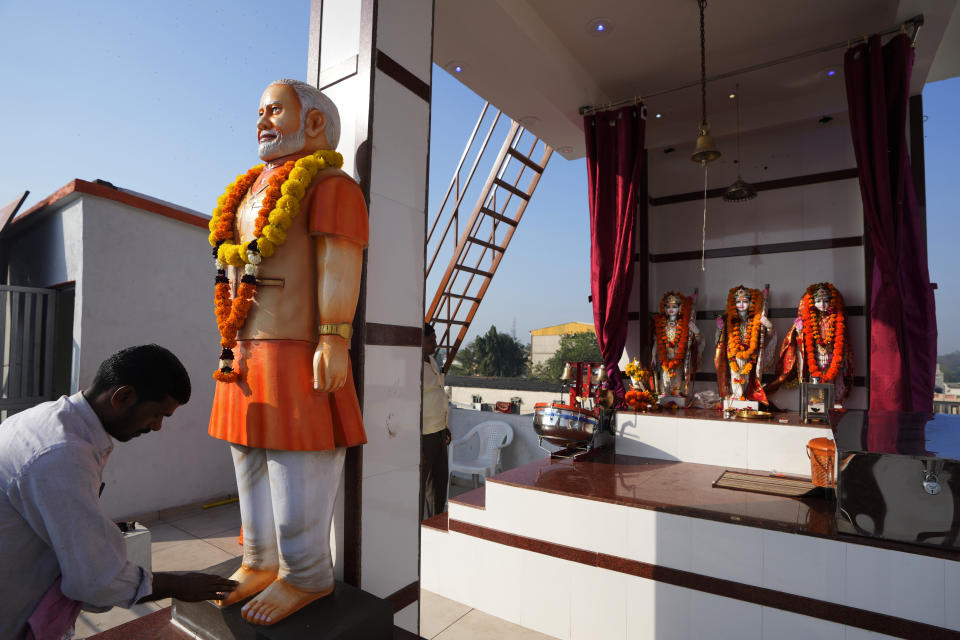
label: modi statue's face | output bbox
[257,83,306,162]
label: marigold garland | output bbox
[800,282,846,382]
[725,287,763,376]
[208,149,344,381]
[654,292,691,373]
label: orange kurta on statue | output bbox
[208,169,369,452]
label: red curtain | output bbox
[845,33,936,412]
[584,105,646,397]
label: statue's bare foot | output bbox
[240,577,333,625]
[214,565,278,607]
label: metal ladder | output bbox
[425,102,553,372]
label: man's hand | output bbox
[313,335,349,392]
[141,572,238,603]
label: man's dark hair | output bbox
[89,344,191,405]
[424,323,436,338]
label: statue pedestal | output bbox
[172,558,393,640]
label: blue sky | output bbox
[0,1,956,352]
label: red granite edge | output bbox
[421,512,449,531]
[88,607,186,640]
[448,485,485,509]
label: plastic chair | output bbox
[448,420,514,491]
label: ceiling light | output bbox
[826,69,837,77]
[445,61,466,74]
[557,146,573,154]
[722,83,757,203]
[587,18,613,35]
[728,93,736,99]
[655,113,662,119]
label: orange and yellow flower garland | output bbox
[208,149,344,381]
[800,283,846,382]
[654,293,691,373]
[725,287,763,376]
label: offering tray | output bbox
[736,409,772,420]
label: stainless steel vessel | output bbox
[533,402,600,448]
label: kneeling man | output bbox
[0,344,237,640]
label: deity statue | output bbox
[650,291,702,403]
[714,285,777,406]
[767,282,854,403]
[206,79,367,625]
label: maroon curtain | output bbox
[845,33,936,412]
[584,105,646,397]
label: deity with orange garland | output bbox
[766,283,854,403]
[650,291,702,404]
[206,79,367,625]
[714,285,777,406]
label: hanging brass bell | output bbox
[690,124,721,164]
[560,362,574,381]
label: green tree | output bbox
[532,332,602,380]
[450,325,526,377]
[938,351,960,383]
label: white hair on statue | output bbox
[272,78,341,149]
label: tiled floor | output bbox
[73,501,242,638]
[74,492,548,639]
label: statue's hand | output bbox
[761,315,774,331]
[313,335,349,392]
[689,320,701,335]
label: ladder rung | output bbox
[446,293,481,302]
[507,148,544,173]
[479,207,518,226]
[466,237,505,252]
[436,319,469,326]
[493,179,530,201]
[454,265,494,278]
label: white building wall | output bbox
[530,333,561,367]
[78,195,234,520]
[627,112,868,410]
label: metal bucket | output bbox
[533,402,599,447]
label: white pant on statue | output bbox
[230,444,345,591]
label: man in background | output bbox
[422,324,451,519]
[0,344,236,640]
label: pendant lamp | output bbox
[723,83,757,202]
[691,0,720,164]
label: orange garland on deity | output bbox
[725,287,763,376]
[654,292,691,373]
[800,282,846,381]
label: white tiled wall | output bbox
[615,413,833,475]
[434,476,955,635]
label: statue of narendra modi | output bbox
[206,79,367,625]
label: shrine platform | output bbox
[421,411,960,639]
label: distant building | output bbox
[529,321,595,367]
[935,363,945,393]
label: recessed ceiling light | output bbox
[445,61,466,74]
[558,146,573,154]
[655,113,662,119]
[826,69,837,77]
[728,93,736,99]
[587,17,613,35]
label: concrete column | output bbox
[308,0,433,633]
